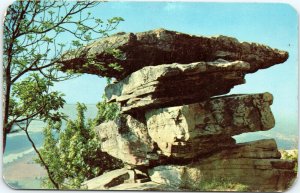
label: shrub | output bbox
[281,150,298,172]
[36,102,123,189]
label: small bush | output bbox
[281,150,298,172]
[36,102,123,189]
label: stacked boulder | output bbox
[59,29,296,191]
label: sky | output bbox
[53,2,298,130]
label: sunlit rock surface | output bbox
[145,93,275,158]
[95,115,157,166]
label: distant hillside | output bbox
[234,130,298,150]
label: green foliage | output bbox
[94,95,120,126]
[37,122,62,189]
[108,63,124,71]
[108,17,125,25]
[281,150,298,172]
[9,73,65,127]
[102,48,125,72]
[3,0,124,141]
[191,178,249,192]
[37,103,123,189]
[104,48,126,60]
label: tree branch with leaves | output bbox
[3,0,123,152]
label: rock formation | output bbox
[148,139,295,191]
[145,93,275,158]
[95,114,156,166]
[70,29,295,191]
[58,28,288,80]
[105,60,249,113]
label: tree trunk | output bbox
[24,128,60,189]
[2,70,11,153]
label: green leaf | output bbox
[71,40,83,47]
[108,62,123,71]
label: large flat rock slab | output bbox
[81,168,132,189]
[95,115,157,166]
[106,60,250,113]
[148,139,296,192]
[145,93,275,158]
[58,29,288,80]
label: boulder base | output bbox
[148,139,296,192]
[95,115,157,166]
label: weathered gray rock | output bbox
[95,115,157,166]
[106,60,250,113]
[58,29,288,80]
[81,168,133,189]
[145,93,275,158]
[148,139,296,192]
[82,167,153,190]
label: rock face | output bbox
[148,139,296,191]
[82,168,133,189]
[95,115,156,166]
[108,181,176,191]
[58,28,288,80]
[82,167,154,190]
[106,60,249,113]
[79,29,294,191]
[145,93,275,158]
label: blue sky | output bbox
[53,2,298,132]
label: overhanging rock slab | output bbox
[105,60,250,113]
[58,29,288,80]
